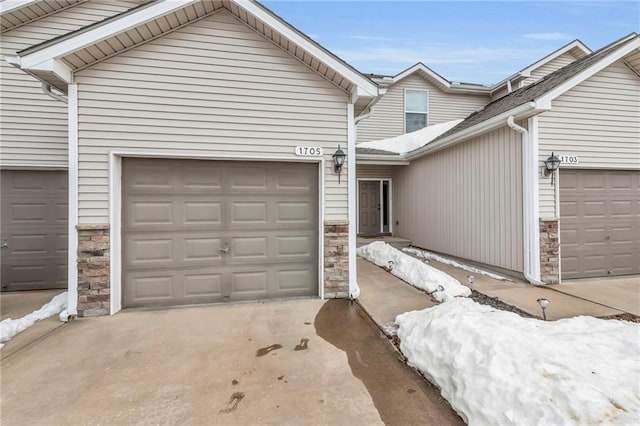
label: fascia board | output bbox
[356,155,410,165]
[393,64,451,90]
[237,0,379,97]
[18,0,197,69]
[536,38,640,107]
[30,58,73,83]
[406,102,538,161]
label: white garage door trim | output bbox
[108,151,326,315]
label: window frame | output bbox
[404,88,429,133]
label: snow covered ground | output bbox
[357,241,471,302]
[404,247,511,281]
[396,299,640,425]
[0,292,67,349]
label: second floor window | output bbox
[405,89,428,133]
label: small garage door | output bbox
[560,169,639,279]
[1,170,68,291]
[122,158,319,308]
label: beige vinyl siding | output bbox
[520,52,579,87]
[393,126,524,272]
[0,1,140,167]
[357,164,395,179]
[537,60,640,218]
[74,10,349,223]
[357,74,489,143]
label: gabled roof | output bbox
[7,0,381,107]
[406,33,640,160]
[379,62,492,94]
[0,0,85,33]
[490,39,592,95]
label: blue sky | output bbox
[262,1,640,84]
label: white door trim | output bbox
[108,150,326,314]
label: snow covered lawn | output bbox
[0,292,67,349]
[357,241,471,302]
[396,299,640,425]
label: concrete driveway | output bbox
[1,299,462,426]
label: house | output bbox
[0,0,150,292]
[355,38,593,237]
[356,33,640,284]
[4,0,382,316]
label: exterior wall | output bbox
[393,125,524,272]
[357,74,489,143]
[537,60,640,218]
[74,10,349,223]
[0,0,140,167]
[324,221,349,298]
[357,164,395,179]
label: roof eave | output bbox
[14,0,380,98]
[356,154,410,165]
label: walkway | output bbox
[357,254,637,330]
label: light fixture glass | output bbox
[543,152,561,186]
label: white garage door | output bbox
[560,169,639,279]
[122,158,319,308]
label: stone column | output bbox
[77,224,110,317]
[539,219,559,284]
[324,220,349,298]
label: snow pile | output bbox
[404,247,511,281]
[357,119,463,154]
[357,241,471,302]
[0,292,67,349]
[396,298,640,425]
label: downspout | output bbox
[42,83,68,104]
[507,116,544,285]
[347,97,360,299]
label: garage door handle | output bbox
[219,247,230,254]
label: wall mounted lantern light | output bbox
[332,145,346,184]
[543,152,561,186]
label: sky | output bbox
[261,1,640,85]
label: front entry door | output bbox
[359,181,380,235]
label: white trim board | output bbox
[107,151,327,314]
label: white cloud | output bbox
[522,32,573,41]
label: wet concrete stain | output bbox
[219,392,245,414]
[294,338,309,351]
[231,379,239,386]
[256,344,282,357]
[277,375,284,381]
[304,321,311,325]
[314,300,464,426]
[407,388,416,394]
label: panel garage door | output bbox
[1,170,68,291]
[122,158,319,308]
[560,169,639,279]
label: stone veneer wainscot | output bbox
[77,224,110,317]
[539,218,560,284]
[323,220,350,298]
